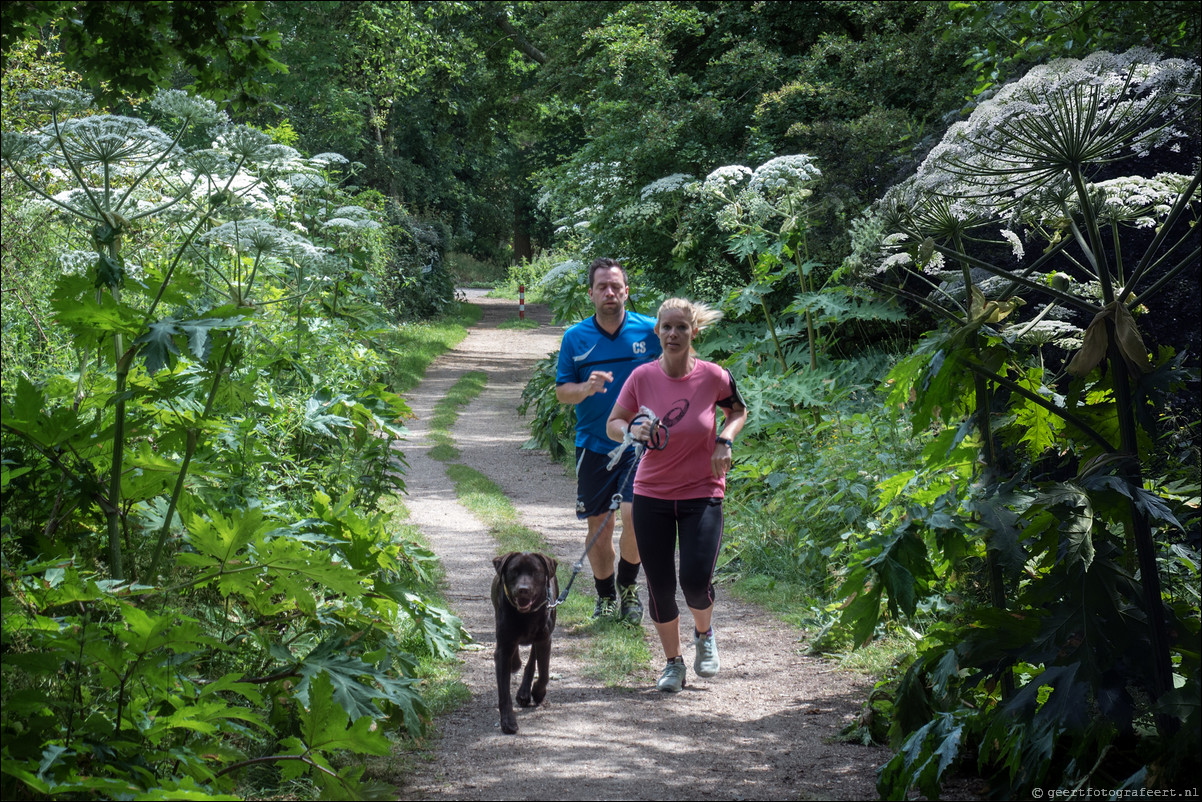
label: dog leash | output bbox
[550,406,667,608]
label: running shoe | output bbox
[618,584,643,625]
[693,628,719,678]
[657,656,686,692]
[592,596,618,620]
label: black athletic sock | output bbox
[594,574,616,599]
[616,557,640,588]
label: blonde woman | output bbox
[606,298,748,692]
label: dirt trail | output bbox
[396,291,887,801]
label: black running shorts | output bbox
[575,446,636,519]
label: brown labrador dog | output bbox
[491,551,558,734]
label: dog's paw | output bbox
[516,688,533,707]
[500,713,518,734]
[531,685,547,706]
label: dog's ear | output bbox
[493,552,518,574]
[538,553,558,575]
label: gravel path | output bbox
[395,291,888,801]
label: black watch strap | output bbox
[715,436,733,448]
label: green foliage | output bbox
[518,352,575,463]
[1,1,287,108]
[835,49,1201,797]
[0,88,468,799]
[951,1,1201,97]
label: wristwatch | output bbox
[715,436,733,448]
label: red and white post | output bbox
[519,284,526,320]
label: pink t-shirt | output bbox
[616,358,739,500]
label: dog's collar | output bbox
[502,580,556,613]
[499,553,557,613]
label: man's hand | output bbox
[584,370,614,396]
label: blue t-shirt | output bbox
[556,311,661,453]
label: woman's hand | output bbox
[629,418,654,443]
[711,439,733,478]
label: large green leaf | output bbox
[293,638,426,733]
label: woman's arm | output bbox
[607,401,653,443]
[712,401,748,478]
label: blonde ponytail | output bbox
[656,297,723,333]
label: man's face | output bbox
[587,266,629,314]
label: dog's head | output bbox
[493,551,558,613]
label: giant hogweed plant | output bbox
[1,89,464,798]
[655,156,904,433]
[839,50,1200,797]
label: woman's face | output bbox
[656,308,697,355]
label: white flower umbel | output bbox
[1093,173,1198,227]
[200,219,313,258]
[1011,319,1083,347]
[749,154,822,195]
[1,131,50,163]
[182,149,240,180]
[323,216,381,231]
[540,260,586,287]
[54,115,176,168]
[1000,229,1025,261]
[310,152,350,166]
[640,173,694,199]
[212,124,278,163]
[58,250,99,276]
[23,88,93,114]
[326,205,377,223]
[148,90,222,126]
[702,165,753,199]
[916,49,1199,208]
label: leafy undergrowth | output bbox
[0,84,480,797]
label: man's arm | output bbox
[555,371,614,405]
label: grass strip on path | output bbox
[428,371,488,461]
[381,302,483,394]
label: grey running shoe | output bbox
[592,596,618,620]
[657,656,686,692]
[618,584,643,625]
[693,628,719,678]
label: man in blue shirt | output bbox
[555,258,661,623]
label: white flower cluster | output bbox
[539,260,585,287]
[58,250,98,275]
[212,125,278,162]
[45,187,100,217]
[200,219,317,258]
[1000,229,1024,261]
[2,131,48,163]
[914,49,1199,208]
[148,90,222,124]
[880,252,913,271]
[55,115,175,166]
[322,205,381,230]
[640,173,694,199]
[701,165,752,199]
[1012,319,1082,347]
[23,89,92,113]
[615,199,662,223]
[310,152,350,166]
[1093,173,1197,227]
[182,149,239,179]
[748,154,821,194]
[286,172,328,192]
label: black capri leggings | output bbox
[631,495,724,624]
